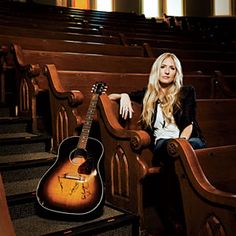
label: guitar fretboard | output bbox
[77,93,99,150]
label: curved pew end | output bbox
[168,138,236,236]
[0,174,16,236]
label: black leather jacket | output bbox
[128,85,205,144]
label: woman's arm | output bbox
[180,123,193,140]
[108,93,122,100]
[108,88,146,120]
[108,93,133,119]
[179,86,196,139]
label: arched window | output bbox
[142,0,159,18]
[96,0,113,12]
[165,0,183,16]
[71,0,90,9]
[142,0,184,18]
[56,0,67,7]
[214,0,231,16]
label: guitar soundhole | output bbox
[69,148,93,175]
[69,148,87,164]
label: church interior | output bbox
[0,0,236,236]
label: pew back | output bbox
[167,139,236,236]
[0,35,145,57]
[195,145,236,193]
[1,25,121,44]
[19,48,154,73]
[197,99,236,147]
[18,48,236,75]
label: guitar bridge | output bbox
[63,173,86,182]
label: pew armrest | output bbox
[97,93,151,151]
[44,64,84,106]
[96,93,158,218]
[167,138,236,235]
[44,64,85,151]
[0,174,16,236]
[168,138,236,204]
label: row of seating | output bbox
[2,42,236,151]
[96,94,236,234]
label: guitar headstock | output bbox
[91,82,107,95]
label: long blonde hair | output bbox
[141,52,183,128]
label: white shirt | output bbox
[153,103,180,143]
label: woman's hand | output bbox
[180,123,193,140]
[120,93,134,119]
[108,93,134,119]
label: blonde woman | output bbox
[109,52,205,235]
[109,52,205,158]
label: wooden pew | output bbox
[0,174,16,236]
[212,71,236,97]
[183,71,236,99]
[0,1,154,32]
[0,2,158,36]
[45,65,149,152]
[167,140,236,236]
[0,35,145,57]
[12,45,154,72]
[3,43,236,142]
[11,44,236,75]
[122,35,224,51]
[96,95,236,233]
[143,43,236,61]
[0,25,122,45]
[0,17,100,35]
[0,3,161,42]
[33,64,236,152]
[5,44,153,129]
[196,99,236,147]
[0,34,144,108]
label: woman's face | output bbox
[158,56,176,87]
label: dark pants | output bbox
[153,137,205,166]
[152,137,205,236]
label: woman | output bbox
[109,52,205,160]
[109,52,205,235]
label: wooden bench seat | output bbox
[213,71,236,97]
[0,4,158,36]
[0,3,154,32]
[96,95,236,233]
[0,17,100,36]
[167,140,236,236]
[13,46,154,73]
[123,35,224,51]
[0,25,122,45]
[196,99,236,147]
[0,35,145,57]
[144,43,236,61]
[12,44,236,74]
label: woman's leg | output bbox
[153,139,185,235]
[188,137,206,149]
[153,139,172,167]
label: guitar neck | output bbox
[77,93,99,150]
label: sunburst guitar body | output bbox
[36,82,106,216]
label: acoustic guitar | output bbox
[36,82,106,216]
